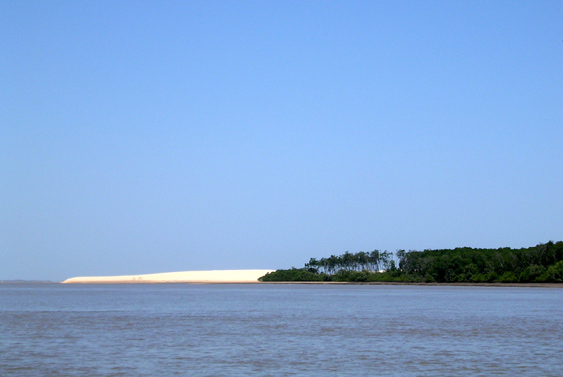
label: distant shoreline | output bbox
[61,270,275,284]
[1,280,562,288]
[259,281,563,288]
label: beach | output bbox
[61,270,274,284]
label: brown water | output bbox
[1,284,562,376]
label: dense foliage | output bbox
[259,241,563,283]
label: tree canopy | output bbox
[259,241,563,283]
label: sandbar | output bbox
[61,269,274,284]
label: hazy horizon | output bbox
[3,1,562,281]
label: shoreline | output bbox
[259,281,563,288]
[1,281,561,288]
[61,269,274,284]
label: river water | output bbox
[1,283,562,376]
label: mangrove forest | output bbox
[259,241,563,283]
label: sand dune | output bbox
[61,270,274,284]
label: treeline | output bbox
[258,241,563,283]
[304,250,395,274]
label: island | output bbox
[259,241,563,284]
[62,270,275,284]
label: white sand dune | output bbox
[61,269,274,284]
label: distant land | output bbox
[62,270,274,284]
[9,242,563,284]
[259,241,563,284]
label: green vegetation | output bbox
[258,241,563,283]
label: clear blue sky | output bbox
[2,1,562,281]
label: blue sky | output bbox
[2,1,562,281]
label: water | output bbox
[1,284,562,376]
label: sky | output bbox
[2,1,562,281]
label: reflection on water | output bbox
[1,284,562,376]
